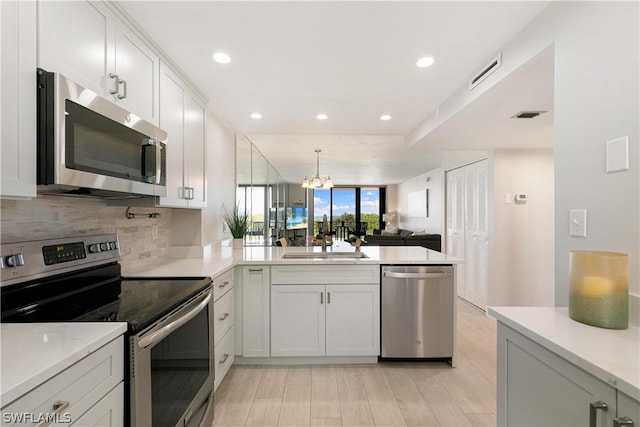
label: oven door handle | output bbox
[138,291,211,349]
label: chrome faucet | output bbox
[321,214,328,252]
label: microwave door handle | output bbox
[141,138,161,184]
[156,142,163,185]
[137,291,211,349]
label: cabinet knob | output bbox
[589,400,608,427]
[614,417,634,427]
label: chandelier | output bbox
[301,149,333,189]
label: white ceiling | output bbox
[118,1,553,185]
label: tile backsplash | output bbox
[0,196,172,271]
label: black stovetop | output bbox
[0,262,212,333]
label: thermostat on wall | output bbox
[515,193,528,202]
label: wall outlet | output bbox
[569,209,587,237]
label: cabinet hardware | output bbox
[219,281,229,288]
[109,73,120,95]
[36,400,70,427]
[327,292,331,304]
[219,313,229,321]
[320,293,323,304]
[117,78,127,99]
[589,400,608,427]
[248,269,263,272]
[614,417,634,427]
[219,353,229,364]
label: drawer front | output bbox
[213,269,234,302]
[70,382,123,427]
[271,265,379,284]
[2,337,124,426]
[214,288,234,344]
[214,327,234,391]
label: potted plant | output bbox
[223,203,248,248]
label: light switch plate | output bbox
[569,209,587,237]
[606,136,629,173]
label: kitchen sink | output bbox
[282,251,369,259]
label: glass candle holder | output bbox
[569,251,628,329]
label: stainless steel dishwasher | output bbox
[381,265,454,360]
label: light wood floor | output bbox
[212,299,496,427]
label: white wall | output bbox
[395,168,445,235]
[202,110,237,247]
[491,149,555,306]
[410,2,639,321]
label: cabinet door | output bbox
[497,324,616,427]
[1,0,37,198]
[446,170,465,298]
[617,392,640,427]
[114,22,159,125]
[184,94,206,207]
[271,285,325,357]
[38,0,114,95]
[158,63,187,207]
[325,285,380,356]
[71,382,124,427]
[242,266,270,357]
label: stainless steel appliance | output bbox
[1,235,214,427]
[381,265,454,361]
[36,69,167,198]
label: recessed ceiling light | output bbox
[380,114,392,121]
[316,114,328,120]
[250,113,263,119]
[416,56,435,68]
[212,52,231,64]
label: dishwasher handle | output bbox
[383,270,452,280]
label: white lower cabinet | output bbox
[271,285,326,356]
[270,265,380,358]
[2,337,124,427]
[497,324,634,427]
[241,266,270,357]
[617,392,640,427]
[212,269,234,391]
[271,284,380,357]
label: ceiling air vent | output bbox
[469,53,502,90]
[511,111,547,119]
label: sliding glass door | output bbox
[312,187,384,240]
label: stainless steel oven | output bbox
[36,68,167,198]
[131,286,214,427]
[1,235,215,427]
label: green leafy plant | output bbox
[223,203,248,238]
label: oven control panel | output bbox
[1,234,120,286]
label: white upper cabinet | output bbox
[158,63,207,208]
[38,0,159,125]
[1,0,37,198]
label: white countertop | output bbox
[0,322,127,406]
[488,306,640,400]
[123,245,460,277]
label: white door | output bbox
[241,266,270,357]
[271,285,325,357]
[38,0,114,96]
[464,165,479,306]
[184,94,207,207]
[114,22,159,125]
[159,63,187,206]
[446,170,466,298]
[325,285,380,356]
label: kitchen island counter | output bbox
[1,322,127,406]
[489,306,640,400]
[123,245,460,278]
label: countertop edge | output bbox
[1,322,128,407]
[488,306,640,401]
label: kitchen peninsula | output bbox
[125,245,461,382]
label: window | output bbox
[312,187,385,239]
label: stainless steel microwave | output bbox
[36,69,167,198]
